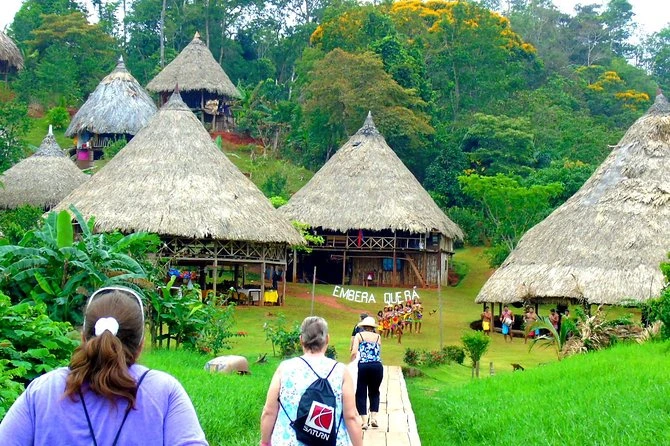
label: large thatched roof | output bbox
[279,113,463,240]
[476,94,670,305]
[65,58,157,137]
[146,32,241,99]
[53,92,303,244]
[0,31,23,71]
[0,127,88,210]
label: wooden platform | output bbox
[362,366,421,446]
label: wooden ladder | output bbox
[403,257,425,288]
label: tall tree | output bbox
[16,12,117,106]
[299,48,432,171]
[602,0,635,58]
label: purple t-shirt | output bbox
[0,364,208,446]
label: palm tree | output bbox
[525,315,577,361]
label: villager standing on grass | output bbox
[523,307,538,344]
[351,316,384,430]
[0,286,208,446]
[550,309,560,331]
[261,316,362,446]
[481,306,492,336]
[501,305,514,342]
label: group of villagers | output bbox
[375,298,424,344]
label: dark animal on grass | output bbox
[429,309,437,316]
[256,353,268,364]
[511,363,525,371]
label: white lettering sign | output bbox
[332,285,377,304]
[332,286,420,305]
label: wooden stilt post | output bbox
[342,251,347,286]
[213,258,218,302]
[200,91,205,124]
[292,248,298,284]
[392,232,397,287]
[281,263,287,307]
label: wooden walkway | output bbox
[362,366,421,446]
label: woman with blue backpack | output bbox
[260,316,362,446]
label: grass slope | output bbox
[409,341,670,446]
[22,118,313,196]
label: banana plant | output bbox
[0,206,154,325]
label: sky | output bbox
[0,0,668,36]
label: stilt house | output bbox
[146,32,242,132]
[279,113,463,287]
[65,57,157,169]
[476,93,670,310]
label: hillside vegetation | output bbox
[4,0,670,266]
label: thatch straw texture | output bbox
[476,94,670,305]
[0,129,88,209]
[54,92,303,244]
[0,31,23,71]
[146,33,241,99]
[279,113,463,240]
[65,58,157,137]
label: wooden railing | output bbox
[314,234,439,251]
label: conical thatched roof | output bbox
[476,94,670,305]
[65,57,157,137]
[146,32,241,99]
[53,92,303,244]
[0,127,88,209]
[279,113,463,240]
[0,31,23,71]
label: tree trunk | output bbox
[205,0,210,47]
[160,0,167,67]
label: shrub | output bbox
[442,345,466,365]
[263,313,301,357]
[46,106,70,129]
[261,172,288,198]
[404,348,420,367]
[0,292,78,416]
[147,279,238,354]
[461,330,491,377]
[0,205,43,244]
[270,196,288,208]
[103,137,127,160]
[423,349,446,367]
[643,292,670,339]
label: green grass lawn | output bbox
[138,247,657,445]
[409,340,670,446]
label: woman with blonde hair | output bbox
[0,286,208,445]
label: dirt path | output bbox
[284,284,359,313]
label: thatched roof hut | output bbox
[0,31,23,80]
[476,94,670,306]
[53,92,302,245]
[65,57,157,138]
[279,113,463,240]
[146,32,241,100]
[0,31,23,69]
[0,127,88,210]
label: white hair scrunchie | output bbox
[94,317,120,336]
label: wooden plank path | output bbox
[362,365,421,446]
